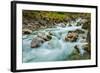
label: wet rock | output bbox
[65,32,78,42]
[57,23,66,27]
[76,18,88,27]
[80,19,88,24]
[23,29,32,34]
[76,18,87,23]
[37,32,52,41]
[47,35,52,40]
[82,22,90,29]
[48,31,53,35]
[31,37,45,48]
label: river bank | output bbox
[22,10,91,34]
[22,10,91,63]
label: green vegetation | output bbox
[22,10,91,61]
[22,10,91,32]
[23,10,91,23]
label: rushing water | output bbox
[22,18,88,63]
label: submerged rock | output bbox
[82,19,90,30]
[23,29,32,34]
[65,32,78,42]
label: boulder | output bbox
[76,22,81,26]
[31,32,52,48]
[82,21,90,29]
[31,37,45,48]
[65,31,78,42]
[57,23,66,27]
[37,32,52,41]
[80,19,88,24]
[23,29,32,34]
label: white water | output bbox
[22,19,88,63]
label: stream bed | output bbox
[22,18,90,63]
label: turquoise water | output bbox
[22,19,88,63]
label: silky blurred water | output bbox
[22,19,88,63]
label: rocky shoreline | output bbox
[22,10,91,34]
[22,10,91,62]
